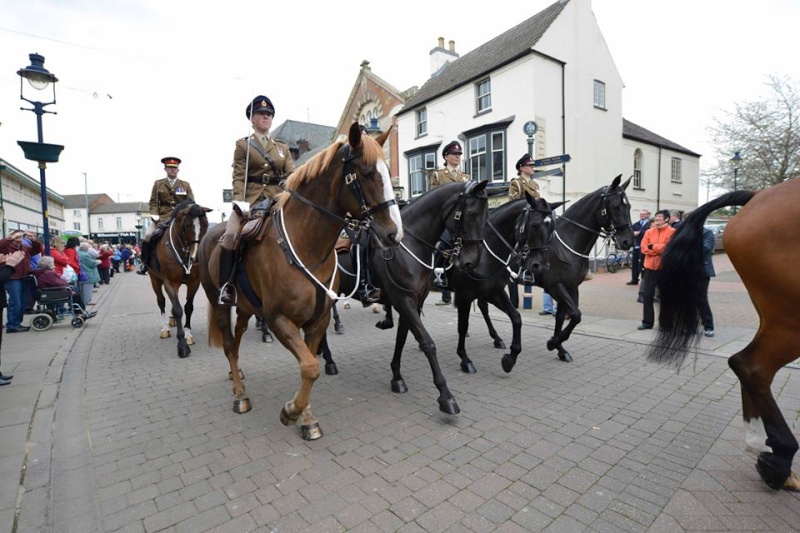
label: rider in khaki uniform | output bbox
[508,153,540,200]
[138,157,195,274]
[218,95,295,305]
[429,140,470,305]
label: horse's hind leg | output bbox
[484,291,522,373]
[478,298,505,349]
[183,278,199,346]
[456,300,476,374]
[226,309,251,413]
[333,303,344,334]
[728,332,800,490]
[376,304,394,330]
[150,276,170,339]
[165,282,190,358]
[317,333,338,375]
[546,288,581,362]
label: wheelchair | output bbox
[29,278,89,331]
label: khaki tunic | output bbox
[232,134,295,205]
[428,166,471,190]
[508,176,540,200]
[149,178,195,219]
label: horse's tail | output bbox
[647,190,755,367]
[207,305,225,348]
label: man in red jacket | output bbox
[0,230,43,332]
[638,210,676,331]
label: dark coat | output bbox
[0,264,13,309]
[32,268,67,288]
[702,228,716,278]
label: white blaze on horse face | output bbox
[191,218,201,261]
[378,159,403,242]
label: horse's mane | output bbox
[275,133,384,209]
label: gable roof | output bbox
[622,119,701,157]
[401,0,570,112]
[92,201,149,214]
[61,193,114,209]
[271,120,336,152]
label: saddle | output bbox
[240,198,275,242]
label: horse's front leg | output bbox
[478,298,505,349]
[546,287,581,362]
[332,303,344,334]
[183,278,199,346]
[483,291,521,373]
[164,282,189,358]
[455,299,476,374]
[273,315,323,441]
[376,304,394,330]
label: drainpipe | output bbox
[561,63,566,213]
[656,147,662,211]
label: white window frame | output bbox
[116,216,123,230]
[476,78,492,114]
[406,148,438,197]
[97,217,104,231]
[416,108,427,138]
[73,222,81,231]
[593,80,606,110]
[670,157,682,183]
[467,129,505,183]
[633,149,643,189]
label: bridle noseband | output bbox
[441,181,488,260]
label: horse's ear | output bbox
[473,180,489,193]
[203,207,213,213]
[610,174,622,190]
[549,201,567,211]
[348,123,363,150]
[620,175,632,190]
[375,118,395,147]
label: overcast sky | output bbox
[1,0,797,217]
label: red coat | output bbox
[32,268,67,288]
[64,247,81,274]
[98,249,113,269]
[49,249,69,277]
[0,237,43,279]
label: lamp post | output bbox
[134,209,143,245]
[730,151,742,215]
[84,172,91,238]
[16,53,63,255]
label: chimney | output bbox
[430,36,459,77]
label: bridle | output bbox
[439,180,488,261]
[481,200,553,280]
[167,206,204,275]
[554,185,631,259]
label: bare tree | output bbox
[705,75,800,191]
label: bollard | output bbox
[522,283,533,309]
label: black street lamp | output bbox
[16,53,64,255]
[134,209,143,245]
[730,151,742,215]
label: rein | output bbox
[552,186,627,260]
[166,211,201,275]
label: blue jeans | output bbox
[5,279,23,330]
[542,292,557,314]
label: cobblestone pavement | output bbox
[1,254,798,532]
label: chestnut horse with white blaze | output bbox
[198,123,402,440]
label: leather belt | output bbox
[252,175,282,186]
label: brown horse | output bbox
[147,200,211,358]
[198,123,403,440]
[647,182,800,491]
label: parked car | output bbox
[704,223,726,252]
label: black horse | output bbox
[480,175,634,362]
[450,195,562,374]
[326,180,490,414]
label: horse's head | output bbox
[171,201,212,262]
[598,175,634,250]
[338,123,403,248]
[444,180,489,272]
[515,195,563,275]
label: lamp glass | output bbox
[26,73,50,91]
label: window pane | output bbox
[477,79,492,112]
[468,136,487,180]
[593,80,606,108]
[491,132,504,182]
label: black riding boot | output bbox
[356,243,380,306]
[137,241,150,275]
[218,247,238,306]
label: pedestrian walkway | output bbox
[0,258,797,532]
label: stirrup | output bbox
[358,285,381,306]
[433,267,448,288]
[218,283,237,306]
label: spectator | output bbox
[700,227,716,337]
[78,242,100,305]
[63,237,82,282]
[49,236,69,278]
[31,256,95,319]
[540,292,557,316]
[0,250,26,383]
[97,244,113,285]
[669,209,682,229]
[0,230,43,333]
[112,244,122,274]
[627,209,651,302]
[637,210,676,330]
[119,245,132,272]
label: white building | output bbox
[0,157,66,239]
[395,0,700,216]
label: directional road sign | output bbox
[533,167,564,178]
[533,154,571,167]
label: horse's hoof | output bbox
[233,398,251,414]
[324,363,338,375]
[375,320,393,330]
[160,331,171,339]
[783,471,800,491]
[756,452,791,490]
[280,407,297,426]
[186,337,195,346]
[228,369,245,380]
[334,324,345,334]
[263,332,274,343]
[301,423,323,441]
[501,354,517,373]
[178,346,191,359]
[391,379,408,394]
[493,339,506,349]
[169,318,176,328]
[438,398,460,415]
[558,351,573,363]
[460,361,477,374]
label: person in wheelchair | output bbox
[31,257,95,320]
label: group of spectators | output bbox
[0,231,140,386]
[629,209,716,337]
